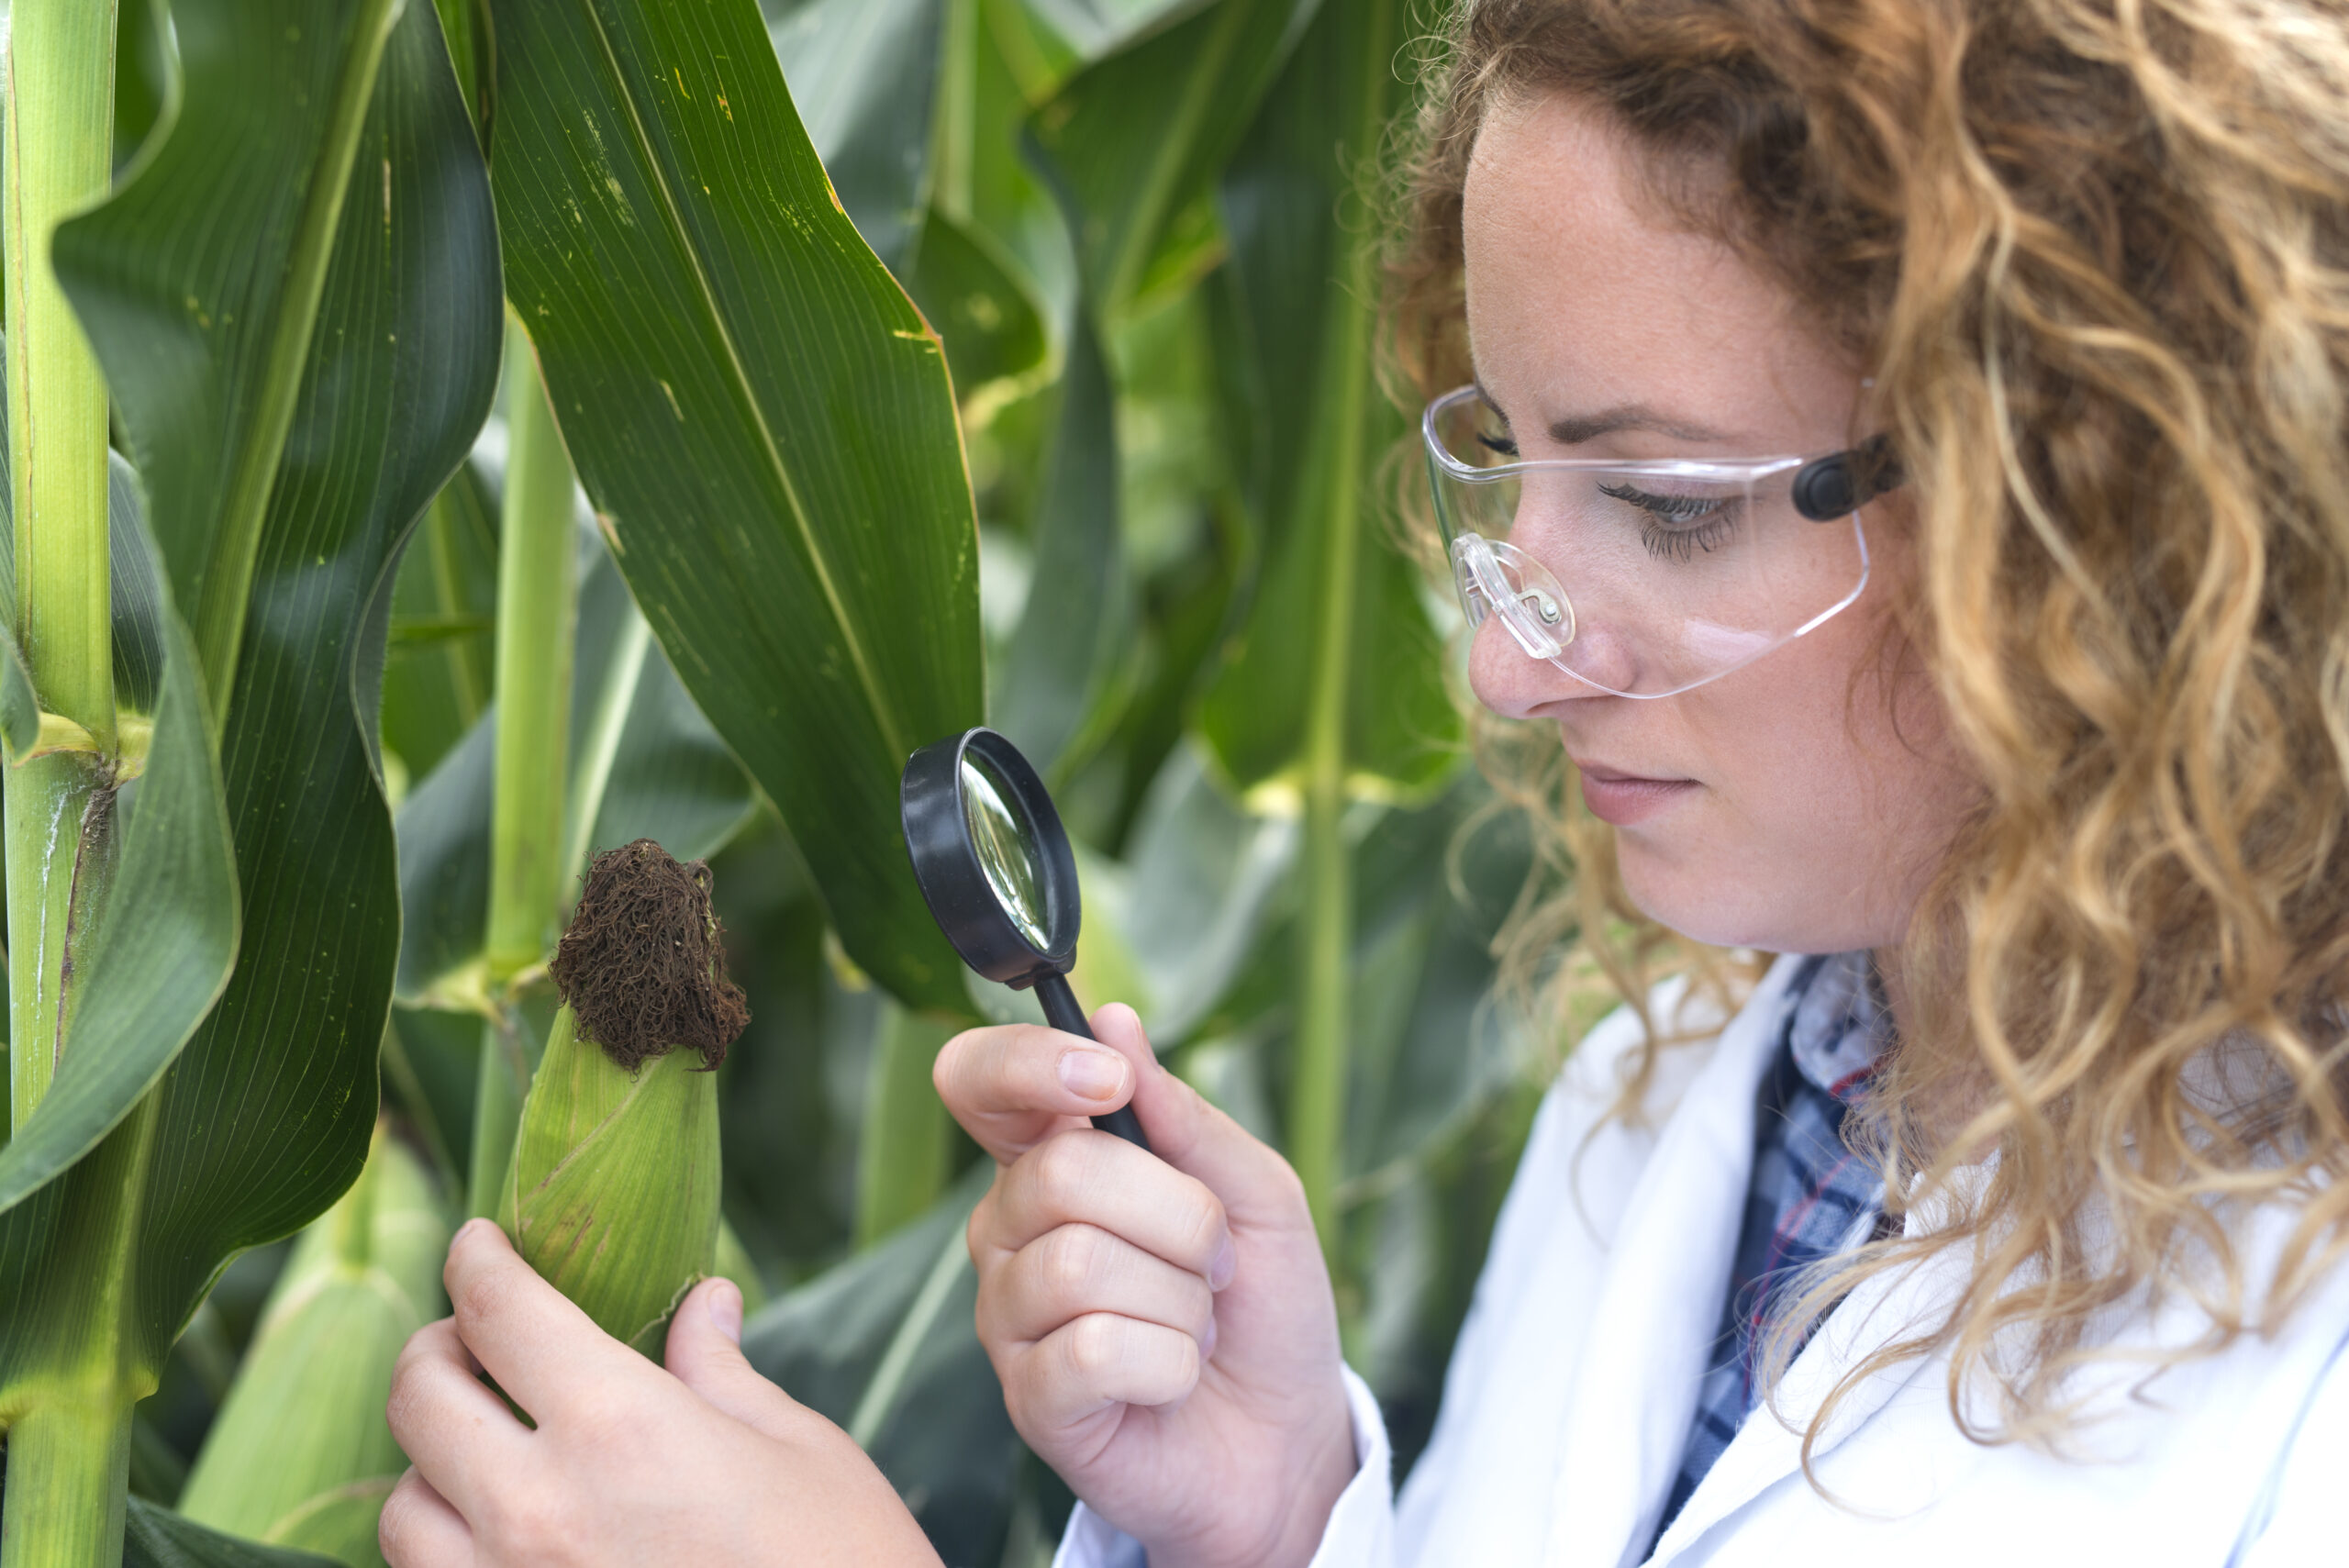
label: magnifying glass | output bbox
[901,727,1150,1149]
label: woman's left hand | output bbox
[380,1218,941,1566]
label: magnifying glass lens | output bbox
[961,752,1052,951]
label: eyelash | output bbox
[1598,483,1739,562]
[1475,426,1741,562]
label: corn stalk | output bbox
[467,321,580,1220]
[0,5,498,1562]
[4,0,118,1137]
[0,4,128,1556]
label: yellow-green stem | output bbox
[1292,761,1352,1262]
[5,0,116,748]
[2,1093,164,1568]
[931,0,977,224]
[1288,308,1370,1260]
[0,1403,129,1568]
[1286,0,1395,1262]
[486,322,578,981]
[465,1012,524,1221]
[425,484,490,724]
[4,0,117,1136]
[471,318,578,1217]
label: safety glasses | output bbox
[1423,385,1898,699]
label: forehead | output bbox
[1461,92,1853,447]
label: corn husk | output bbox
[178,1125,448,1565]
[499,1002,722,1357]
[716,1214,770,1313]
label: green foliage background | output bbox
[0,1,1585,1562]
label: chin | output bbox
[1616,850,1855,956]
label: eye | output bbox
[1598,483,1727,524]
[1475,428,1519,459]
[1598,483,1742,562]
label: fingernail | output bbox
[454,1217,493,1247]
[707,1279,743,1344]
[1208,1236,1237,1292]
[1057,1047,1126,1102]
[1202,1312,1219,1362]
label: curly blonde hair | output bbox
[1389,0,2349,1452]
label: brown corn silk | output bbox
[551,838,748,1070]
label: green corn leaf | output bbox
[0,485,236,1219]
[1098,739,1295,1044]
[771,0,945,274]
[0,0,499,1487]
[486,0,985,1013]
[942,0,1076,343]
[123,1498,344,1568]
[179,1129,449,1565]
[1023,0,1319,319]
[742,1167,1023,1565]
[429,0,495,139]
[107,448,171,717]
[379,457,499,786]
[1009,0,1197,65]
[99,0,498,1335]
[989,311,1123,774]
[905,209,1048,403]
[1194,0,1461,798]
[1339,777,1525,1180]
[1182,0,1454,1258]
[56,0,406,709]
[851,1003,956,1250]
[0,619,40,762]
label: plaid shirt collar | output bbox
[1786,950,1888,1106]
[1654,951,1894,1549]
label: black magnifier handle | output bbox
[1034,971,1151,1150]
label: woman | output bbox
[378,0,2349,1562]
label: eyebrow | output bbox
[1474,384,1734,446]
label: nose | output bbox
[1467,611,1614,717]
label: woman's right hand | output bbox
[935,1003,1357,1568]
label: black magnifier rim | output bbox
[900,727,1081,987]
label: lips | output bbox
[1574,760,1698,827]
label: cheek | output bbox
[1611,617,1973,952]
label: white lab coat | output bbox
[1057,954,2349,1567]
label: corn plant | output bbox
[175,1128,447,1557]
[0,0,984,1559]
[0,0,1560,1562]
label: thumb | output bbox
[1088,1002,1308,1233]
[664,1276,801,1440]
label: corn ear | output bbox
[178,1125,449,1565]
[499,1002,721,1358]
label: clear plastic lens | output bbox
[1424,387,1869,697]
[961,753,1052,951]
